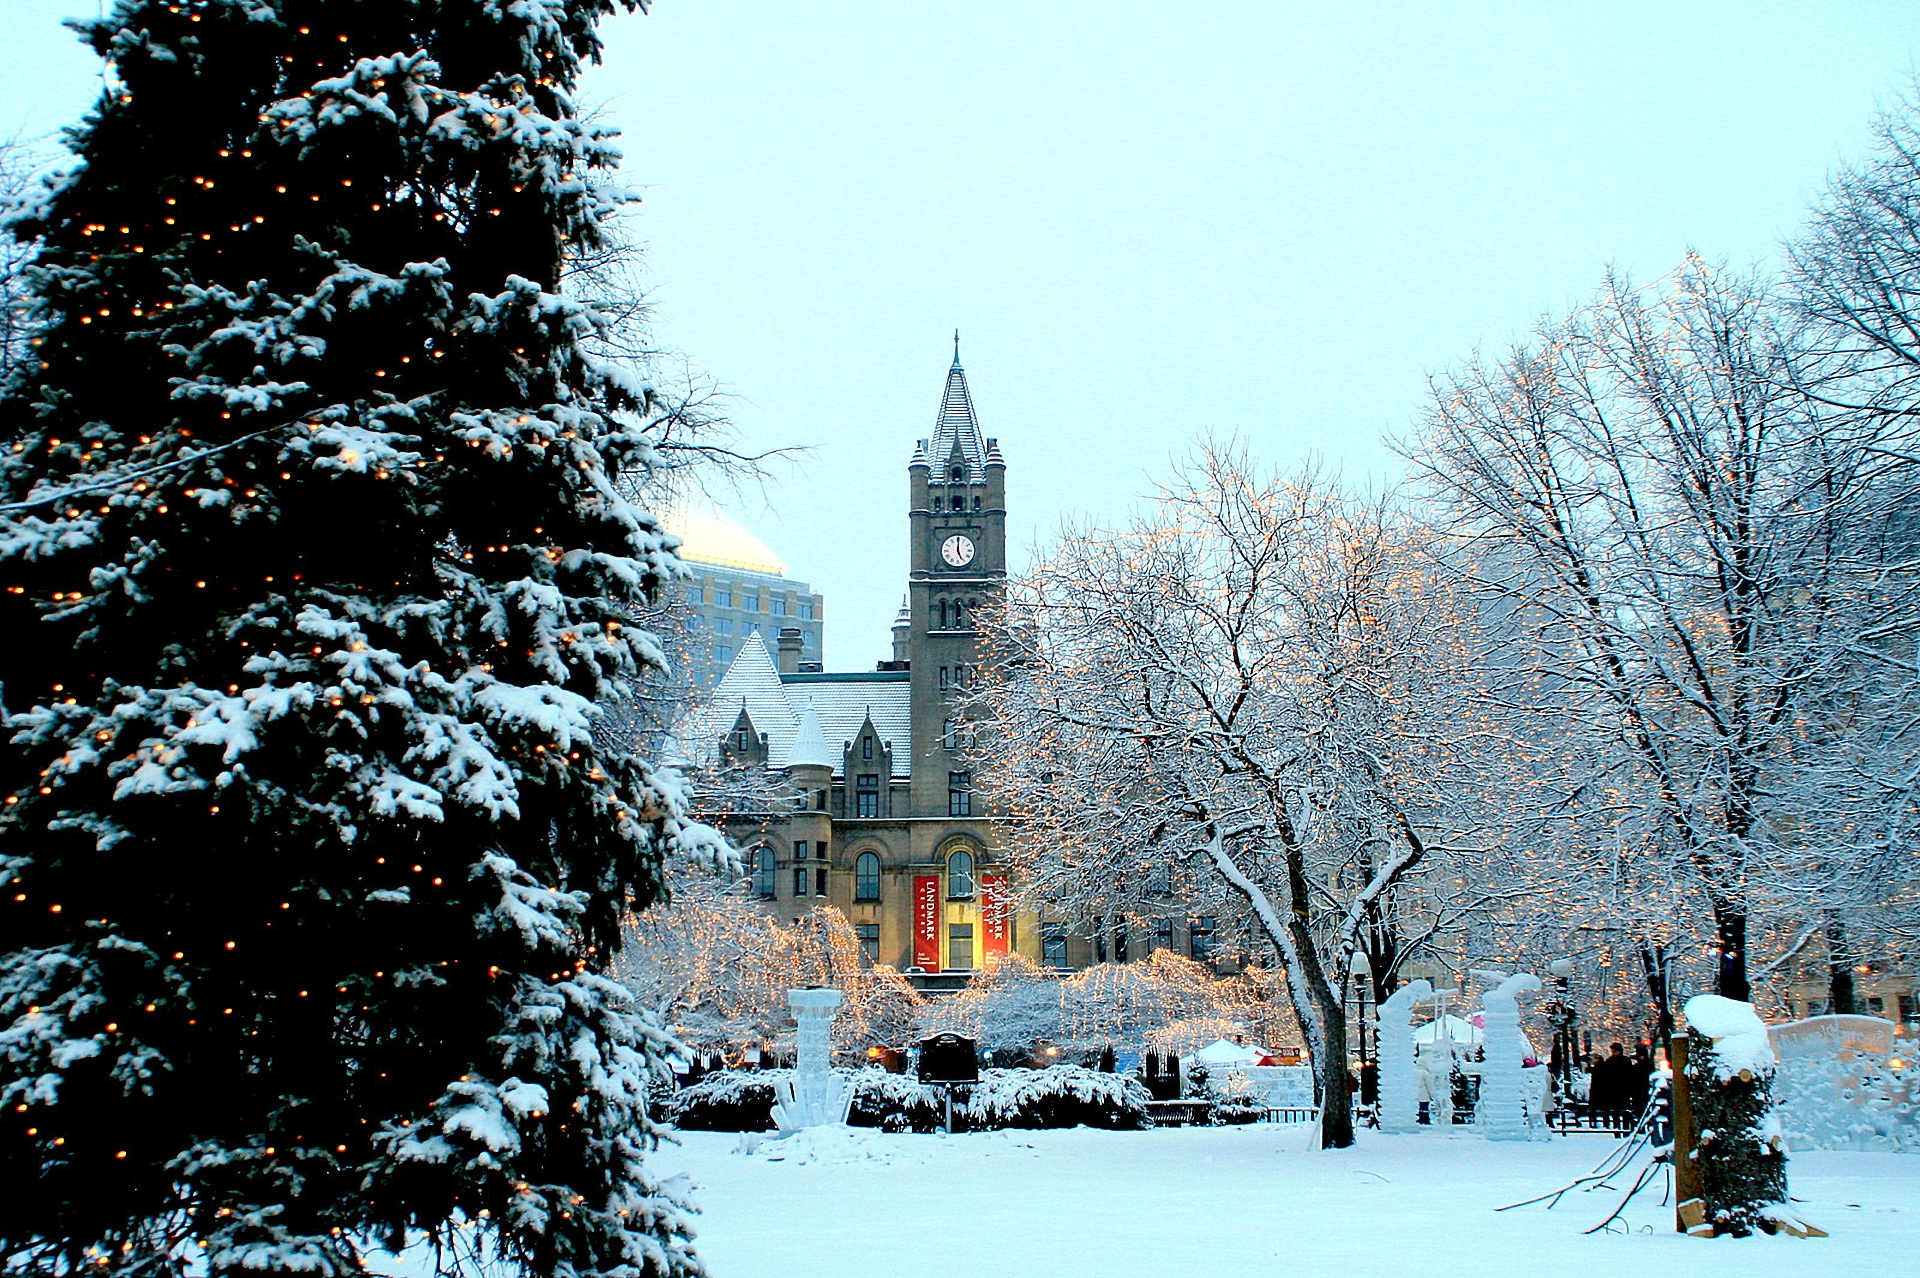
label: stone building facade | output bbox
[681,346,1054,990]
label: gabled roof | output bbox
[677,632,912,779]
[918,346,987,483]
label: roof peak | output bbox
[926,340,986,479]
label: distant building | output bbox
[660,501,824,689]
[679,342,1035,990]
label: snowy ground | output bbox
[655,1124,1918,1277]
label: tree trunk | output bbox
[1713,905,1750,1002]
[1639,938,1675,1051]
[1827,919,1856,1016]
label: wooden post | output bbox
[1672,1037,1706,1234]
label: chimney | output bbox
[776,626,803,674]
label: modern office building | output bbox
[659,500,824,690]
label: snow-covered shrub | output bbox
[1211,1093,1267,1125]
[965,1066,1152,1130]
[1682,996,1788,1237]
[665,1066,942,1133]
[666,1070,781,1131]
[846,1068,942,1133]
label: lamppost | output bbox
[1351,949,1375,1115]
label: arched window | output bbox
[947,849,975,899]
[752,847,775,899]
[972,495,981,511]
[950,466,965,482]
[855,852,881,902]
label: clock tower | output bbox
[905,334,1007,815]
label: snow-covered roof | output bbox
[678,632,912,779]
[914,346,988,484]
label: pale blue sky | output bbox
[3,2,1917,669]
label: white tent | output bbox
[1188,1038,1267,1067]
[1412,1014,1484,1047]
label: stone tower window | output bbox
[855,852,881,901]
[753,847,775,899]
[950,466,964,482]
[861,735,873,760]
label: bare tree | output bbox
[977,448,1542,1147]
[1408,259,1920,1002]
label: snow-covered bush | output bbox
[664,1067,941,1133]
[846,1068,942,1133]
[1210,1093,1267,1125]
[666,1070,781,1131]
[965,1066,1153,1130]
[1682,996,1788,1237]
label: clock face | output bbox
[941,534,976,567]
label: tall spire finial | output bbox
[952,328,961,369]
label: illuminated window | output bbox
[947,850,975,899]
[855,852,881,901]
[753,848,775,899]
[948,923,973,970]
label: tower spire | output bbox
[952,328,961,369]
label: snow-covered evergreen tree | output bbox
[1682,996,1788,1237]
[0,3,716,1275]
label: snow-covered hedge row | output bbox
[663,1069,942,1132]
[664,1065,1152,1132]
[964,1066,1153,1130]
[847,1068,943,1132]
[665,1070,781,1131]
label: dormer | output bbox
[840,709,895,817]
[718,703,769,768]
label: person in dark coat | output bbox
[1590,1042,1635,1130]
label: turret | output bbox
[891,595,912,663]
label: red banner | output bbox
[912,875,940,971]
[980,874,1010,957]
